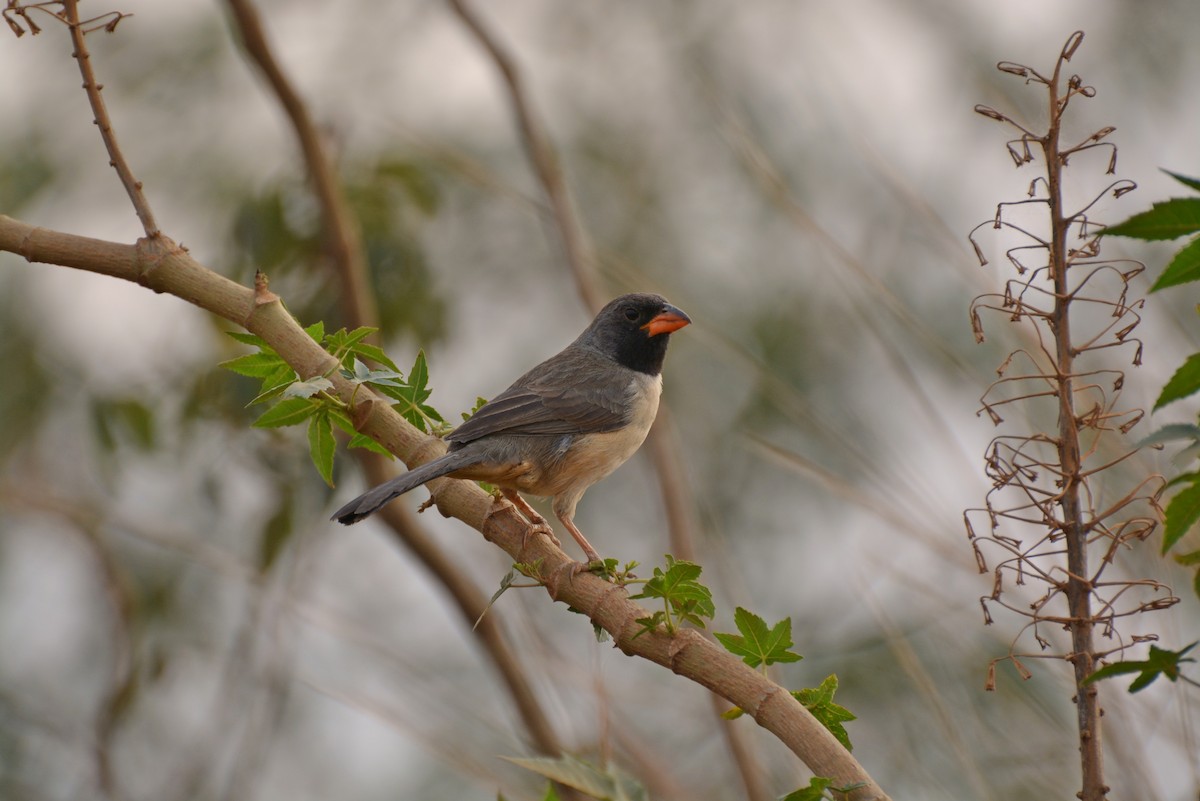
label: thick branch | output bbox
[0,213,891,801]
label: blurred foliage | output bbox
[0,134,54,212]
[225,155,447,342]
[0,292,49,461]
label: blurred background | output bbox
[1,1,1199,799]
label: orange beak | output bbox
[642,303,691,337]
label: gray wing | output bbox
[447,348,632,446]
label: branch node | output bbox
[252,270,280,307]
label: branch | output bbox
[0,214,891,801]
[61,0,159,237]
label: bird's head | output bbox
[580,293,691,376]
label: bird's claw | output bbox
[522,520,561,552]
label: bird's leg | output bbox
[558,515,602,565]
[501,489,561,550]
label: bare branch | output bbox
[59,0,157,236]
[444,0,603,315]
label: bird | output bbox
[331,292,691,564]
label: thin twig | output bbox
[444,0,602,314]
[61,0,158,237]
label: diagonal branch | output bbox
[0,213,891,801]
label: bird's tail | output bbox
[331,448,480,525]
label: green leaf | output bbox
[246,364,299,406]
[224,330,268,348]
[474,569,517,630]
[282,376,335,399]
[792,675,856,751]
[349,341,400,372]
[780,777,835,801]
[463,396,489,422]
[1163,169,1200,193]
[347,432,393,456]
[325,325,375,353]
[304,320,326,342]
[91,398,156,451]
[1083,643,1197,693]
[308,411,336,486]
[409,350,431,400]
[351,363,408,389]
[252,397,317,428]
[502,755,647,801]
[714,607,803,669]
[325,327,400,371]
[1165,470,1200,490]
[220,351,287,378]
[632,613,666,639]
[1174,547,1200,567]
[1155,353,1200,410]
[631,556,716,625]
[380,350,444,432]
[1163,478,1200,553]
[329,409,392,458]
[1137,423,1200,448]
[1105,198,1200,241]
[258,491,294,571]
[1151,237,1200,291]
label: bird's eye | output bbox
[623,307,639,321]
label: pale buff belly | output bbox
[452,373,662,509]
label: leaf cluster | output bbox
[1083,643,1198,693]
[1103,166,1200,692]
[714,606,803,670]
[503,753,865,801]
[629,555,715,635]
[1108,171,1200,592]
[780,777,869,801]
[623,558,855,752]
[1105,170,1200,291]
[220,322,447,486]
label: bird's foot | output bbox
[521,520,561,552]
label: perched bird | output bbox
[331,293,691,563]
